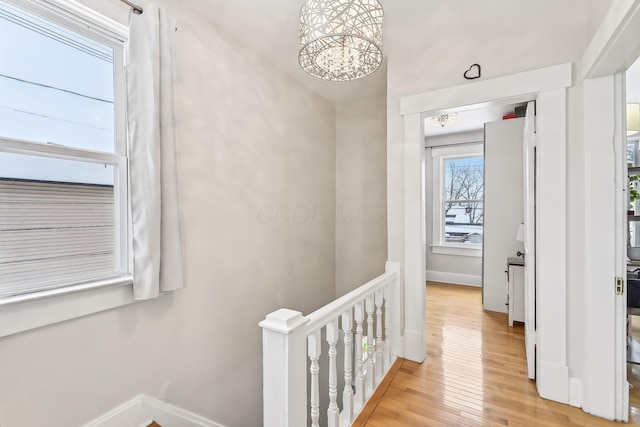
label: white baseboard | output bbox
[81,394,225,427]
[569,377,583,408]
[426,270,481,287]
[81,395,141,427]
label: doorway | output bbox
[423,107,493,289]
[424,101,536,379]
[398,63,571,402]
[423,104,525,301]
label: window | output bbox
[431,144,484,256]
[443,157,484,243]
[0,0,130,303]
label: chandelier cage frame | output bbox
[298,0,384,82]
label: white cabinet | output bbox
[507,257,525,326]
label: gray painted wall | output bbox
[335,97,388,296]
[0,3,337,426]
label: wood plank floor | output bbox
[354,282,640,426]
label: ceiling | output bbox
[156,0,614,106]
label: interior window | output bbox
[431,143,484,253]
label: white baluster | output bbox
[354,301,365,409]
[383,285,391,370]
[365,295,375,395]
[308,332,321,427]
[342,310,354,422]
[326,319,340,427]
[375,289,384,381]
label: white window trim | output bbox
[0,0,134,338]
[0,276,134,337]
[25,0,128,41]
[431,143,484,257]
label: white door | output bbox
[523,101,536,380]
[483,119,524,313]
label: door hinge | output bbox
[616,277,624,295]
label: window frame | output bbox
[431,143,484,258]
[0,0,134,337]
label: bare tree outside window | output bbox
[443,156,484,244]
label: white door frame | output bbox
[581,0,640,421]
[582,74,623,420]
[523,101,536,380]
[398,63,572,402]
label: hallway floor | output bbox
[354,282,636,426]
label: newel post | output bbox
[260,308,309,427]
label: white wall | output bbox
[424,252,482,286]
[335,97,388,296]
[0,3,337,427]
[387,0,601,396]
[387,2,594,264]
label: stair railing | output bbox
[260,262,401,427]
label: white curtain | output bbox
[127,3,184,300]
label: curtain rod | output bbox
[120,0,143,14]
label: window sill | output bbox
[0,275,135,338]
[431,244,483,258]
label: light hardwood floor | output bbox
[354,282,640,426]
